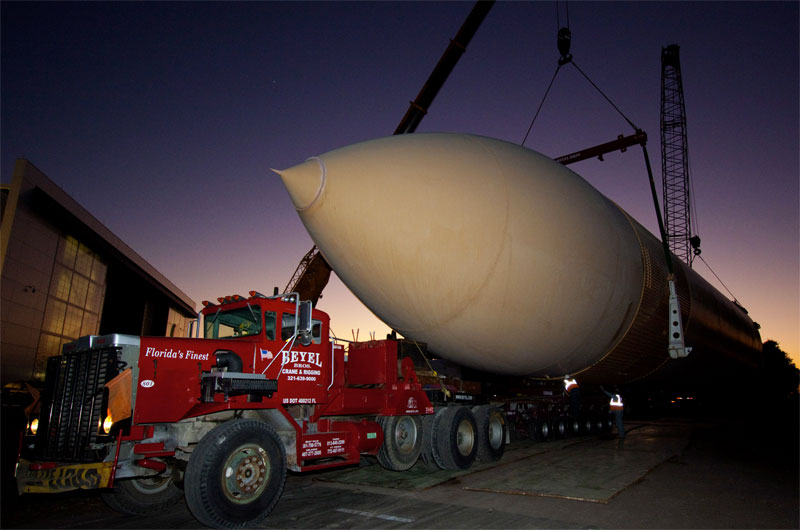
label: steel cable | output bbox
[521,64,563,146]
[569,60,639,132]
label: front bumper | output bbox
[16,459,114,494]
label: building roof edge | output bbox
[15,159,196,316]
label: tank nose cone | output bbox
[274,156,326,211]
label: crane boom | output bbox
[394,1,495,135]
[660,44,695,266]
[283,246,331,305]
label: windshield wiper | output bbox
[246,303,259,328]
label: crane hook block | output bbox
[557,27,573,65]
[690,235,702,255]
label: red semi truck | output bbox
[16,291,509,528]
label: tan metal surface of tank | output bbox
[277,133,760,382]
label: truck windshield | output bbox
[205,305,262,339]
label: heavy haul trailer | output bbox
[499,386,613,441]
[408,347,614,442]
[16,292,507,528]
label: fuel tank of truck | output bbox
[277,133,761,383]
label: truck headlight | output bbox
[28,418,39,435]
[102,413,113,434]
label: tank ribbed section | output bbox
[578,217,676,383]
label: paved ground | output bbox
[2,418,797,529]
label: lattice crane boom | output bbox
[660,44,697,266]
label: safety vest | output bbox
[609,394,624,410]
[564,378,579,393]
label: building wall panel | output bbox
[1,160,196,384]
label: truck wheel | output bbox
[530,418,550,441]
[595,416,606,432]
[420,413,437,468]
[570,418,581,436]
[553,416,568,439]
[603,414,614,432]
[472,405,505,462]
[184,419,286,529]
[432,406,478,470]
[101,469,183,515]
[376,415,422,471]
[584,417,595,433]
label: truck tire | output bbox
[570,418,581,436]
[530,418,550,442]
[472,405,505,462]
[552,416,568,439]
[584,416,595,434]
[603,414,614,432]
[595,415,606,432]
[376,415,422,471]
[184,419,286,529]
[420,413,437,468]
[432,406,478,470]
[101,470,183,515]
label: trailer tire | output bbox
[584,417,595,434]
[529,418,551,442]
[101,469,183,515]
[603,414,614,432]
[432,406,478,470]
[595,415,606,432]
[570,418,581,436]
[472,405,505,462]
[377,415,422,471]
[184,419,286,529]
[553,416,568,439]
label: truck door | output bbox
[262,310,330,406]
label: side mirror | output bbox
[297,301,313,342]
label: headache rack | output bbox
[34,344,120,462]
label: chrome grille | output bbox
[36,347,119,461]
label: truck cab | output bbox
[133,292,333,424]
[16,291,449,529]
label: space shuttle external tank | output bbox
[277,133,761,383]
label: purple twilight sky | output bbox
[2,1,798,364]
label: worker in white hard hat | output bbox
[563,377,579,393]
[601,386,625,440]
[564,376,582,434]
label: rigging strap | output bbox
[413,340,451,399]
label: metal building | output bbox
[1,159,196,384]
